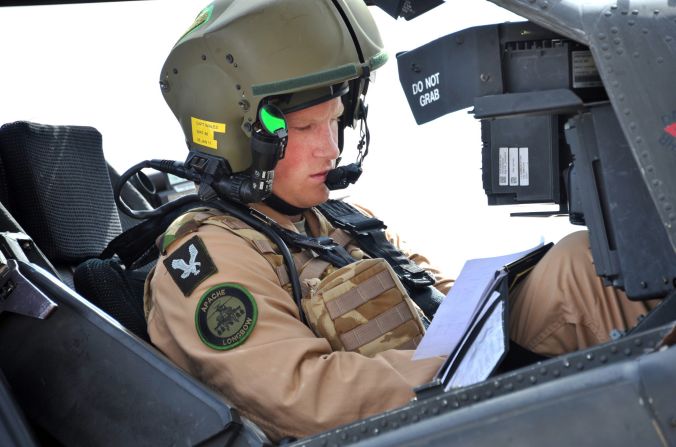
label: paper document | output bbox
[413,243,543,360]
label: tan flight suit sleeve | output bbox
[146,223,444,442]
[509,230,659,356]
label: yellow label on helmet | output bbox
[191,117,226,150]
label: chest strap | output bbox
[317,200,443,319]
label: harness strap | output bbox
[317,200,436,289]
[317,200,444,319]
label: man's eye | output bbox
[292,124,312,131]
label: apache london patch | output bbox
[164,235,217,297]
[195,283,258,350]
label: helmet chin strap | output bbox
[263,193,309,216]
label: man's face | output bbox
[271,96,343,209]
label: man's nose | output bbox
[312,123,340,159]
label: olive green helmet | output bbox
[160,0,387,174]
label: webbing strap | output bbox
[339,302,413,351]
[317,200,436,289]
[325,269,396,319]
[249,208,356,269]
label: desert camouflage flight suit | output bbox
[144,202,654,441]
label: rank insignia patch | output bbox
[195,283,258,350]
[164,235,217,296]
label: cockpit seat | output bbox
[0,121,150,339]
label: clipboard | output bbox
[421,243,553,391]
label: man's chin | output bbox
[298,187,331,209]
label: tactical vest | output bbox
[158,207,426,357]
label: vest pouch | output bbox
[302,258,426,357]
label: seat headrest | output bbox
[0,121,122,263]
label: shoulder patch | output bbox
[164,235,217,296]
[195,283,258,350]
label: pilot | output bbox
[143,0,655,441]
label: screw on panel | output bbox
[670,417,676,428]
[624,348,632,356]
[633,51,640,58]
[628,20,635,26]
[613,38,621,45]
[238,100,250,111]
[243,122,252,133]
[611,27,619,34]
[634,338,643,347]
[657,57,664,64]
[610,4,617,10]
[636,136,644,144]
[586,353,594,361]
[602,43,610,51]
[540,367,548,376]
[576,363,585,371]
[541,1,549,9]
[553,369,561,377]
[201,54,207,61]
[480,73,491,82]
[604,10,612,17]
[600,355,608,364]
[172,68,178,74]
[654,9,660,15]
[411,64,421,73]
[226,54,234,63]
[666,36,673,42]
[611,346,619,354]
[159,80,170,92]
[529,376,537,384]
[632,9,639,15]
[598,33,607,40]
[441,399,448,407]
